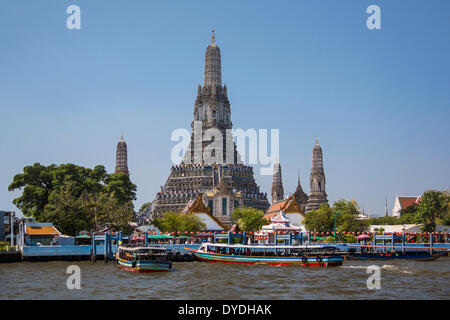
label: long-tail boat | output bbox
[117,246,172,272]
[345,246,446,261]
[185,243,345,267]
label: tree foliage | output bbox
[368,215,403,225]
[399,203,422,224]
[152,211,206,233]
[8,163,137,235]
[370,190,450,230]
[341,234,357,243]
[305,200,369,233]
[231,207,269,232]
[304,204,334,233]
[333,200,370,233]
[417,190,449,231]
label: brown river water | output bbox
[1,257,449,299]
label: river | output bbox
[1,257,449,299]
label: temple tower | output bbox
[150,30,269,221]
[204,29,222,87]
[183,29,238,165]
[115,134,129,174]
[293,171,308,212]
[271,162,284,203]
[305,139,328,212]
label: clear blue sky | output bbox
[1,0,449,217]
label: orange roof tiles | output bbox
[26,226,61,236]
[399,197,419,210]
[264,195,303,221]
[181,196,229,231]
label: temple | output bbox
[293,170,309,213]
[115,134,129,174]
[305,139,328,212]
[271,162,284,203]
[149,30,269,225]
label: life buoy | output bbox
[316,256,323,263]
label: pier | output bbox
[2,223,448,264]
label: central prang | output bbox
[149,30,270,225]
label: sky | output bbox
[1,0,449,218]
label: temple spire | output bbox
[203,29,222,87]
[385,196,389,216]
[294,168,308,212]
[115,134,129,175]
[305,139,328,212]
[271,161,284,203]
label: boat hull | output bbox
[187,249,343,267]
[346,252,443,261]
[117,258,172,273]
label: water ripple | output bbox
[0,257,449,299]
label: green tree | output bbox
[368,215,403,225]
[341,234,357,243]
[333,199,369,233]
[398,203,421,224]
[8,163,137,235]
[304,204,334,233]
[92,192,135,234]
[8,163,55,221]
[231,207,269,232]
[42,181,92,236]
[104,172,137,204]
[417,190,449,231]
[152,211,206,233]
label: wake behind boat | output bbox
[185,243,345,267]
[117,246,172,273]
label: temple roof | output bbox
[181,196,229,230]
[264,195,303,221]
[397,196,420,209]
[270,211,290,223]
[182,196,210,214]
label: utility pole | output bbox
[10,211,15,247]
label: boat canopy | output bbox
[176,236,193,239]
[201,243,338,250]
[148,235,174,239]
[75,234,91,239]
[119,246,166,251]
